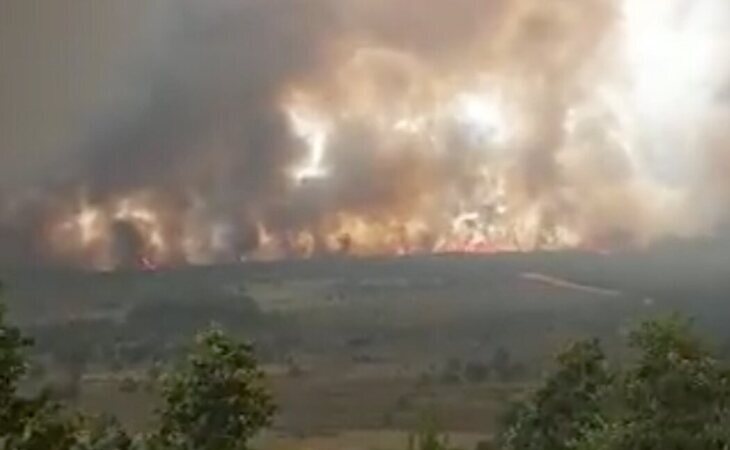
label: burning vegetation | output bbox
[0,0,729,270]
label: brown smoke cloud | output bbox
[0,0,729,269]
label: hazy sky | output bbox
[0,0,160,187]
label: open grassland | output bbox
[3,247,730,448]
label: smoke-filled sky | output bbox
[1,0,729,269]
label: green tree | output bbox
[501,316,730,450]
[407,414,461,450]
[146,327,275,450]
[500,339,613,450]
[73,416,132,450]
[591,317,730,450]
[0,282,274,450]
[0,298,31,432]
[0,283,81,450]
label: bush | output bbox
[0,282,275,450]
[407,415,461,450]
[500,339,612,450]
[500,316,730,450]
[147,327,275,450]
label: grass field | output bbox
[259,430,489,450]
[4,249,730,448]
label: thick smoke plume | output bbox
[1,0,729,269]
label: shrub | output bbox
[501,316,730,450]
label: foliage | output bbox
[0,280,80,449]
[406,415,461,450]
[598,316,730,449]
[0,288,33,429]
[73,416,132,450]
[0,282,274,450]
[500,339,612,450]
[0,280,79,450]
[501,316,730,450]
[145,327,275,450]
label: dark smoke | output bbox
[110,221,146,269]
[81,0,337,201]
[1,0,729,267]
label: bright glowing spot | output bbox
[453,92,509,145]
[621,0,727,183]
[623,0,715,117]
[77,206,102,245]
[114,199,157,224]
[286,107,330,183]
[393,115,428,134]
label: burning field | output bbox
[1,0,729,270]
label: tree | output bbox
[0,297,31,431]
[3,403,81,450]
[407,414,461,450]
[146,327,275,450]
[501,316,730,450]
[74,416,132,450]
[0,281,274,450]
[0,283,80,450]
[592,316,730,450]
[500,339,613,450]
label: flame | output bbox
[286,101,332,184]
[31,0,729,270]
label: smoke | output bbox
[1,0,729,268]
